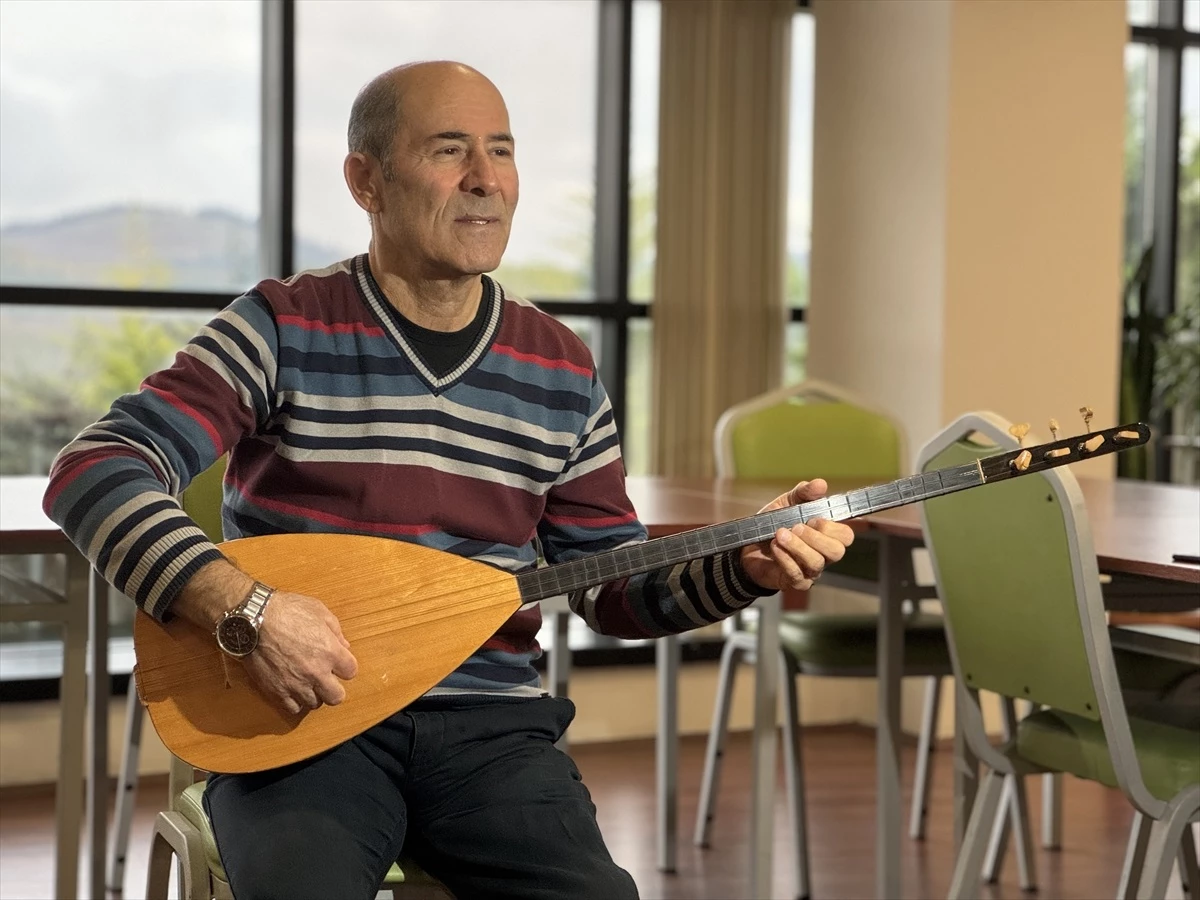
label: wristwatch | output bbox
[214,582,275,658]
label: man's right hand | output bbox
[174,559,358,715]
[243,591,359,715]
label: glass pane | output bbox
[0,305,215,475]
[294,0,599,300]
[1178,48,1199,311]
[624,319,652,475]
[1185,0,1199,31]
[1123,44,1154,315]
[1167,47,1199,485]
[0,1,261,292]
[784,321,808,386]
[787,13,816,310]
[1127,0,1158,25]
[629,0,660,304]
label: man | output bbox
[44,61,854,899]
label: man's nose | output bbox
[461,149,499,197]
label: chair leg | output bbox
[1042,772,1063,849]
[1007,770,1038,891]
[779,658,811,900]
[948,768,1005,900]
[1119,813,1153,900]
[1136,804,1198,900]
[982,775,1013,884]
[693,636,744,847]
[145,828,175,900]
[108,685,145,893]
[981,698,1037,890]
[1179,823,1199,899]
[909,675,942,840]
[146,811,210,900]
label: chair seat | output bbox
[178,781,420,886]
[1016,709,1200,802]
[774,611,951,672]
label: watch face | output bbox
[217,615,258,657]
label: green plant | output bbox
[1153,299,1200,480]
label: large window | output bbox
[0,0,262,478]
[0,0,820,681]
[1123,0,1200,483]
[0,0,262,292]
[0,0,659,680]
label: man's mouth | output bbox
[456,216,499,225]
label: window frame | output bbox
[0,0,812,450]
[1126,0,1200,481]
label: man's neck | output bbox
[368,245,483,333]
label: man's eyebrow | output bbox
[430,131,514,143]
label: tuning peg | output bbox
[1048,418,1060,441]
[1079,406,1094,432]
[1008,423,1031,447]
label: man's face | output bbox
[374,73,519,279]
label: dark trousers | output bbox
[203,696,638,900]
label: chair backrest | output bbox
[917,412,1159,811]
[180,456,229,543]
[714,379,905,481]
[172,455,229,799]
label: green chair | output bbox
[692,380,964,898]
[917,411,1200,900]
[142,456,452,899]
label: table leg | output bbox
[88,567,109,900]
[548,607,572,753]
[750,592,781,899]
[656,634,679,873]
[876,535,904,899]
[58,552,90,900]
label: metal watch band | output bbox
[240,582,274,625]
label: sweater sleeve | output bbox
[41,292,280,620]
[538,371,774,640]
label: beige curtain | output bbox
[650,0,794,477]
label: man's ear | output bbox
[344,152,382,215]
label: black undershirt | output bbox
[394,278,494,378]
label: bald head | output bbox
[347,62,503,178]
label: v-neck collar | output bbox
[350,254,504,393]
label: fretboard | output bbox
[516,462,982,603]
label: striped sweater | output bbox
[44,255,770,699]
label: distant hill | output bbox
[0,205,342,293]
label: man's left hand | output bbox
[739,479,855,592]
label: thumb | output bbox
[332,645,358,680]
[787,478,828,505]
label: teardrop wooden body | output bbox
[133,533,522,774]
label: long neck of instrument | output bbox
[516,462,982,603]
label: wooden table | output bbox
[0,476,109,900]
[626,474,1200,900]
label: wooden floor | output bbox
[0,727,1189,900]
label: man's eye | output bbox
[439,146,461,155]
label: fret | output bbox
[824,495,852,521]
[919,472,942,498]
[847,489,869,517]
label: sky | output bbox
[0,0,818,271]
